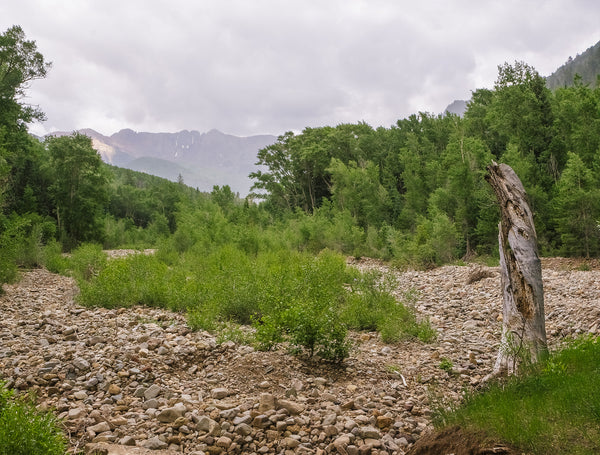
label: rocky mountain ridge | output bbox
[49,129,277,196]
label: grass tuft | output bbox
[0,382,67,455]
[436,336,600,454]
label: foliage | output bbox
[0,382,67,455]
[436,336,600,454]
[77,253,191,311]
[185,247,354,361]
[78,235,433,362]
[438,357,454,373]
[68,243,107,282]
[0,25,50,131]
[342,271,436,343]
[247,61,600,263]
[554,152,600,257]
[42,240,69,274]
[46,133,110,248]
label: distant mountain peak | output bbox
[55,128,276,195]
[546,40,600,89]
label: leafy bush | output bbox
[68,243,107,282]
[42,240,69,275]
[0,217,22,291]
[0,382,67,455]
[77,253,192,311]
[14,216,56,269]
[79,236,435,362]
[272,250,352,361]
[342,272,436,343]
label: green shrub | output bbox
[251,249,353,361]
[186,244,260,330]
[342,272,436,343]
[15,217,56,268]
[0,382,67,455]
[439,357,454,373]
[42,240,69,274]
[69,243,107,282]
[0,218,21,291]
[79,238,434,362]
[0,214,59,291]
[77,253,191,310]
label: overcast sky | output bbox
[2,1,600,138]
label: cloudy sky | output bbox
[2,1,600,137]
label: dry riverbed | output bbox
[0,257,598,454]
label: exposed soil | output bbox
[407,426,522,455]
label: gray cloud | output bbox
[2,0,599,137]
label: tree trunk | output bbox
[485,162,548,375]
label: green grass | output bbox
[436,336,600,454]
[0,382,67,455]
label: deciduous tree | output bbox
[47,133,109,247]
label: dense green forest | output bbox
[2,26,600,288]
[250,60,600,262]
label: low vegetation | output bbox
[436,336,600,454]
[0,382,67,455]
[54,241,434,363]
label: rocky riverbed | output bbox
[0,258,598,454]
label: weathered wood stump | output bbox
[485,162,548,375]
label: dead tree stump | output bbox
[485,162,548,375]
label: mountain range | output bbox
[50,128,276,195]
[51,40,599,193]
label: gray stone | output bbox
[277,399,305,415]
[73,390,87,400]
[323,413,337,426]
[119,435,136,446]
[68,407,86,420]
[333,434,351,455]
[88,421,111,434]
[144,384,162,400]
[216,436,232,448]
[219,406,239,419]
[143,436,168,450]
[133,386,146,398]
[157,404,186,423]
[84,377,99,389]
[358,425,381,439]
[143,398,159,409]
[258,392,276,412]
[211,387,228,399]
[196,416,220,435]
[252,414,271,428]
[235,423,252,436]
[72,358,90,371]
[232,414,253,426]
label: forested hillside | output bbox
[546,40,600,89]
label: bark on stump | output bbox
[485,162,548,375]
